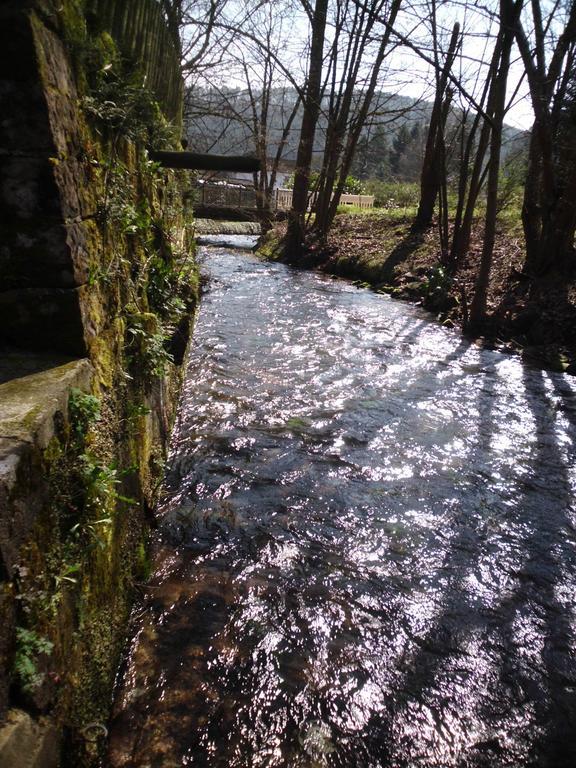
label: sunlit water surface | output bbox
[109,246,576,768]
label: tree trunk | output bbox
[467,0,524,332]
[447,30,506,274]
[285,0,329,260]
[520,129,544,271]
[414,21,460,230]
[312,0,378,239]
[514,0,576,275]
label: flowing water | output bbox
[109,244,576,768]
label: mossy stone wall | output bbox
[86,0,183,125]
[0,1,197,765]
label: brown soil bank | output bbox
[261,212,576,375]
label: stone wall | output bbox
[87,0,183,124]
[0,1,197,765]
[0,1,86,355]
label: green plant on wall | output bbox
[80,454,136,509]
[83,74,178,149]
[13,627,54,694]
[53,562,82,590]
[70,515,113,551]
[69,454,136,550]
[69,388,101,440]
[95,161,146,233]
[146,254,186,320]
[126,314,174,378]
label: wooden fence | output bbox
[87,0,183,124]
[195,184,376,212]
[339,193,375,209]
[275,189,375,211]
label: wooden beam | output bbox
[149,151,261,172]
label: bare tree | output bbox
[160,0,226,66]
[467,0,525,330]
[308,0,403,241]
[513,0,576,275]
[414,15,461,230]
[286,0,329,258]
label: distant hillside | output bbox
[184,86,529,183]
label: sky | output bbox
[387,1,535,131]
[193,0,541,132]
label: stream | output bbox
[108,242,576,768]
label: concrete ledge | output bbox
[0,708,59,768]
[0,359,92,577]
[0,359,92,448]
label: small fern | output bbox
[14,627,54,693]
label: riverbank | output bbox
[260,212,576,374]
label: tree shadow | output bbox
[324,228,427,287]
[375,229,427,285]
[375,360,576,766]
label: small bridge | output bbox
[148,153,375,219]
[194,184,376,220]
[194,183,260,221]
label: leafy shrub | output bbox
[284,171,365,194]
[341,175,366,194]
[364,180,420,208]
[126,314,174,378]
[14,627,53,693]
[422,265,453,311]
[83,75,178,149]
[69,388,100,439]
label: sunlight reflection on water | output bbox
[109,247,576,768]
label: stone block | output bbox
[0,709,59,768]
[0,287,87,356]
[0,220,75,291]
[0,156,61,221]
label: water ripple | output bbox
[109,248,576,768]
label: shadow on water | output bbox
[107,249,576,768]
[378,361,576,767]
[379,353,501,766]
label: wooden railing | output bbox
[87,0,183,124]
[275,189,375,211]
[275,188,294,210]
[196,184,258,209]
[195,184,376,212]
[339,193,375,209]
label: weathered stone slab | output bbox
[0,360,92,575]
[0,358,92,448]
[0,708,59,768]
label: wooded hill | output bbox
[184,86,528,182]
